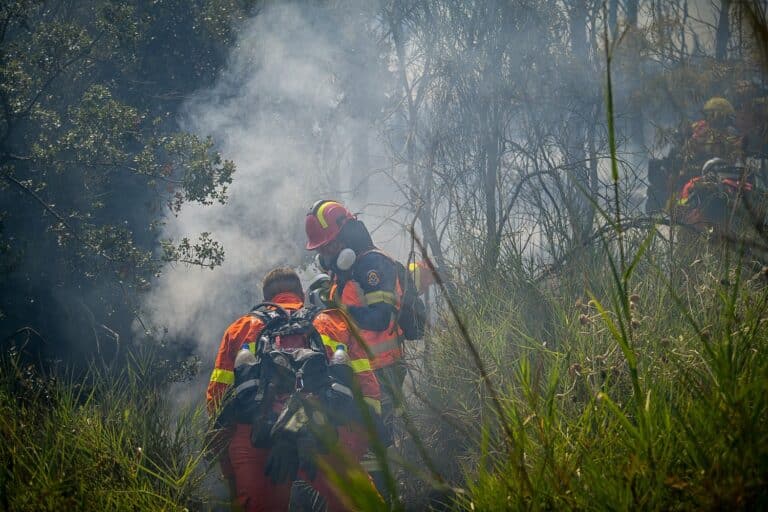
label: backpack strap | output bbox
[248,302,292,354]
[250,302,291,323]
[284,306,325,353]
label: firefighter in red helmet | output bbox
[305,200,408,500]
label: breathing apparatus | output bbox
[314,248,357,273]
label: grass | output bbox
[406,238,768,511]
[1,221,766,512]
[3,30,767,509]
[385,27,768,510]
[0,347,212,511]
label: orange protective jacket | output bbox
[206,292,382,511]
[329,250,404,370]
[206,291,381,416]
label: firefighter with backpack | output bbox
[206,267,382,512]
[304,200,427,501]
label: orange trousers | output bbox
[227,423,373,512]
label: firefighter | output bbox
[676,157,753,230]
[206,267,381,512]
[682,97,743,177]
[408,260,435,296]
[304,200,408,499]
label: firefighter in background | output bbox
[206,267,381,512]
[676,157,754,232]
[304,200,411,498]
[408,260,435,296]
[681,97,743,179]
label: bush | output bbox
[0,348,212,511]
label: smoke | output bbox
[141,2,408,401]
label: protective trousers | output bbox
[367,362,407,502]
[228,423,375,512]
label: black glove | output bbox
[264,435,299,484]
[297,431,318,481]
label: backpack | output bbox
[233,303,332,447]
[364,250,426,340]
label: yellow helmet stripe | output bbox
[316,201,340,229]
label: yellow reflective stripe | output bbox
[349,357,372,373]
[316,201,339,229]
[364,396,382,415]
[210,368,234,385]
[248,341,256,353]
[321,334,372,372]
[369,337,401,355]
[320,334,347,353]
[364,290,397,306]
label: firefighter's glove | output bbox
[301,394,338,451]
[297,430,319,481]
[323,381,360,426]
[264,435,299,484]
[295,406,337,480]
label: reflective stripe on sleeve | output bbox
[364,396,382,414]
[364,290,397,306]
[321,334,372,373]
[349,357,372,373]
[320,334,347,353]
[361,452,382,472]
[210,368,234,385]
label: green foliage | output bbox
[0,0,252,364]
[0,347,212,511]
[413,242,768,510]
[400,27,768,509]
[0,1,237,279]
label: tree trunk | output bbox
[716,0,732,61]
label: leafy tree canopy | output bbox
[0,0,254,364]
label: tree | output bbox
[0,1,249,364]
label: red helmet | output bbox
[305,200,355,250]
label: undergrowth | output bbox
[412,240,768,510]
[0,348,212,511]
[390,29,768,510]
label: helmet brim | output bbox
[306,239,328,250]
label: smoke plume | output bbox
[141,3,407,403]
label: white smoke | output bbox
[141,3,411,401]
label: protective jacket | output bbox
[329,250,404,370]
[685,120,743,165]
[206,292,381,512]
[207,292,380,413]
